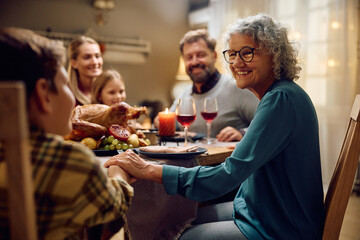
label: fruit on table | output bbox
[109,124,130,141]
[127,134,140,148]
[107,135,115,144]
[144,139,151,146]
[80,137,97,150]
[121,143,129,150]
[98,135,134,150]
[96,134,151,150]
[139,138,149,147]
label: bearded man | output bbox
[156,29,259,142]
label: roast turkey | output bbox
[64,102,147,141]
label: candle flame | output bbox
[165,108,169,113]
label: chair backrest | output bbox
[0,82,38,240]
[322,94,360,240]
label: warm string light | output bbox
[289,31,301,41]
[326,21,340,68]
[327,59,336,68]
[331,21,340,29]
[293,32,301,40]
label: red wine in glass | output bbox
[200,112,217,123]
[176,98,196,146]
[202,98,218,144]
[177,114,196,127]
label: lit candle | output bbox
[158,108,175,136]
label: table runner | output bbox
[124,157,198,240]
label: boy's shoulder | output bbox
[31,129,100,167]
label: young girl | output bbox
[92,69,145,130]
[91,69,126,105]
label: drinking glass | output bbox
[176,98,196,146]
[201,98,218,144]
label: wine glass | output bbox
[176,98,196,146]
[201,98,218,144]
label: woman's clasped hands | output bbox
[104,150,164,184]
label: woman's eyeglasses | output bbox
[222,46,256,64]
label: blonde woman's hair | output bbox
[67,36,100,105]
[91,69,123,104]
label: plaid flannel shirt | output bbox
[0,127,133,240]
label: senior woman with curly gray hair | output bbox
[105,13,325,239]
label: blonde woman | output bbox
[91,69,126,105]
[68,36,103,105]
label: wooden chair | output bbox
[322,94,360,240]
[0,82,38,240]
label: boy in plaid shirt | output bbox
[0,27,133,240]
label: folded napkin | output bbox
[139,145,198,153]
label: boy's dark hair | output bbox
[0,27,66,100]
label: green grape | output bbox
[104,145,110,150]
[116,143,122,150]
[109,144,115,150]
[112,139,119,145]
[107,135,115,144]
[121,143,128,150]
[145,138,151,146]
[128,144,134,149]
[101,137,108,146]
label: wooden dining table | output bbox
[96,140,235,240]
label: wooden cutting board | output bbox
[196,147,233,166]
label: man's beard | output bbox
[187,64,212,84]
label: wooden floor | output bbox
[340,193,360,240]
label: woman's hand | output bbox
[226,144,237,150]
[104,150,163,183]
[216,126,243,142]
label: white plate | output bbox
[135,147,207,159]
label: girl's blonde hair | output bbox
[67,36,100,105]
[91,69,123,104]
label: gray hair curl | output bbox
[224,13,301,81]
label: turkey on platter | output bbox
[64,102,147,141]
